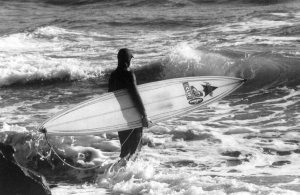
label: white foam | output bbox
[95,159,300,194]
[0,53,102,86]
[1,122,28,133]
[169,43,202,64]
[0,26,105,86]
[216,18,294,33]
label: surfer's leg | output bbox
[128,127,143,160]
[118,128,143,160]
[118,129,132,159]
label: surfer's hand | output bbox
[142,116,149,128]
[39,127,47,134]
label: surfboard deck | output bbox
[39,76,245,135]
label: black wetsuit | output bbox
[108,68,144,159]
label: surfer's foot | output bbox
[128,151,140,162]
[106,152,140,176]
[107,157,127,173]
[104,158,127,179]
[128,154,136,162]
[117,157,128,167]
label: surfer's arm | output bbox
[127,73,149,128]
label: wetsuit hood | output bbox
[117,48,134,69]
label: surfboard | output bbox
[39,76,245,135]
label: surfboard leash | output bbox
[40,128,105,170]
[39,127,138,171]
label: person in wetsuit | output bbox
[108,48,149,161]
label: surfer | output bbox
[108,48,149,162]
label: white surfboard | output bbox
[39,76,245,135]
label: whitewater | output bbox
[1,0,300,194]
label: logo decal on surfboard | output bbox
[183,82,217,105]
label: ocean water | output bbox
[1,0,300,194]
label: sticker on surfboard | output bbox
[183,82,217,105]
